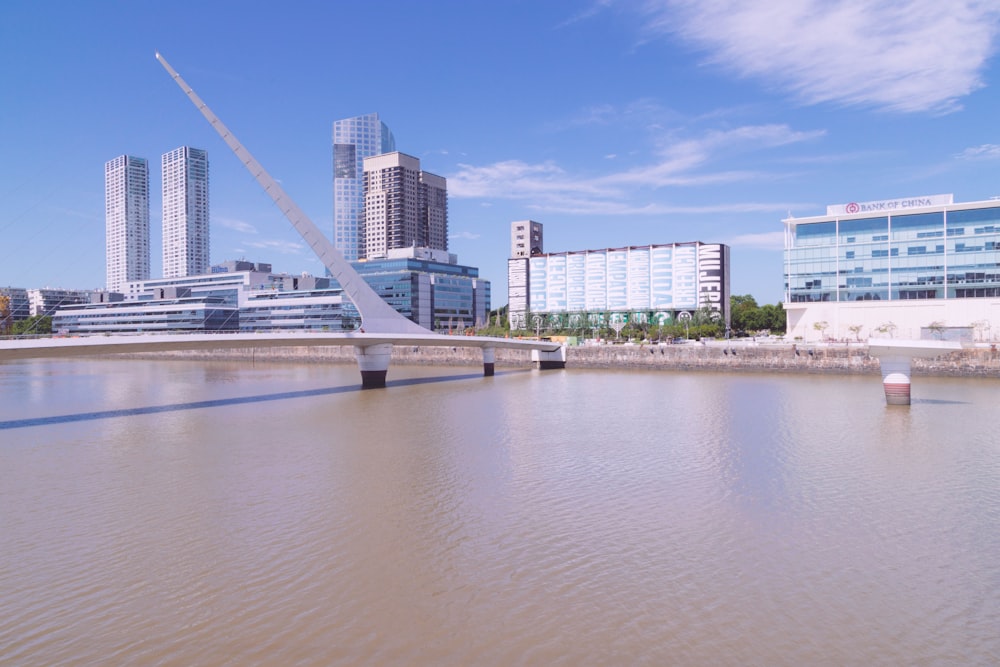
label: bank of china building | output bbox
[784,194,1000,342]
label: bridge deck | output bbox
[0,332,563,362]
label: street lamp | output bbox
[678,311,692,340]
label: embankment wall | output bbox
[136,342,1000,378]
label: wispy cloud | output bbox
[449,231,482,240]
[50,206,100,221]
[215,216,258,234]
[955,143,1000,160]
[638,0,1000,113]
[728,231,785,250]
[244,239,304,254]
[448,123,822,214]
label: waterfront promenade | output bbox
[126,339,1000,378]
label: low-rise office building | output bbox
[53,291,237,334]
[1,287,31,328]
[48,249,488,335]
[240,288,351,331]
[783,194,1000,342]
[346,247,489,332]
[27,288,94,317]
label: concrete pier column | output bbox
[482,346,496,377]
[354,343,393,389]
[878,355,912,406]
[531,345,567,370]
[868,339,961,407]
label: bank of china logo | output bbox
[845,202,860,214]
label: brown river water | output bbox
[1,358,998,665]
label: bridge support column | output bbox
[482,346,496,377]
[354,343,393,389]
[532,345,567,370]
[878,355,912,406]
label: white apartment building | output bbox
[511,220,544,258]
[362,152,448,260]
[162,147,210,278]
[105,155,150,292]
[333,113,396,261]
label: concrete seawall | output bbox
[134,341,1000,378]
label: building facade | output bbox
[162,147,210,278]
[240,289,351,332]
[362,152,448,259]
[511,220,544,258]
[507,221,730,332]
[105,155,150,292]
[784,194,1000,342]
[27,288,92,317]
[54,295,237,334]
[333,113,396,261]
[1,287,30,331]
[346,247,489,332]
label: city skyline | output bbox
[3,1,1000,304]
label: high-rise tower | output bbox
[162,147,210,278]
[105,155,150,292]
[333,113,396,260]
[362,152,448,259]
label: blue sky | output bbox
[2,0,1000,305]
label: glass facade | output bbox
[1,287,31,327]
[333,114,396,261]
[53,298,238,334]
[785,203,1000,303]
[240,289,353,331]
[343,256,489,332]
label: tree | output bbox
[876,321,897,338]
[813,320,829,339]
[926,321,946,340]
[759,303,786,334]
[11,315,52,336]
[730,294,759,333]
[848,324,863,342]
[0,294,10,335]
[730,295,785,335]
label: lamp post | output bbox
[679,311,692,340]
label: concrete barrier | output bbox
[122,341,1000,378]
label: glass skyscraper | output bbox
[333,113,395,260]
[105,155,150,292]
[162,147,210,278]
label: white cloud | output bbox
[448,123,822,214]
[244,239,304,254]
[728,231,786,250]
[215,216,258,234]
[449,231,482,240]
[640,0,1000,113]
[956,143,1000,160]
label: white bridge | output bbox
[0,53,566,387]
[0,332,567,388]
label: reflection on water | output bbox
[1,358,998,665]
